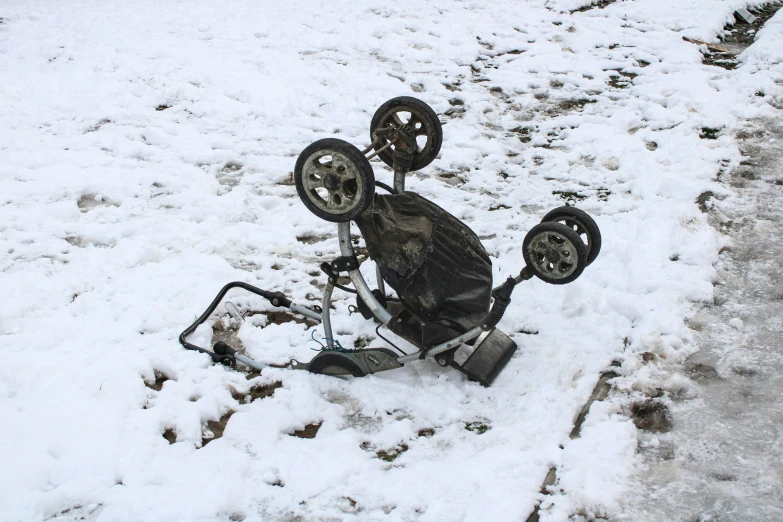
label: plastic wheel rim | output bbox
[374,106,436,162]
[527,229,580,280]
[559,216,593,259]
[301,149,365,215]
[540,206,601,266]
[307,352,366,377]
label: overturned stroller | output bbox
[180,97,601,386]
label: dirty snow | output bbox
[1,0,781,521]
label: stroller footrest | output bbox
[451,329,517,387]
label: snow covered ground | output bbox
[1,1,781,520]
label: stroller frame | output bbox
[180,97,600,386]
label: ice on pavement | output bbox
[1,0,781,520]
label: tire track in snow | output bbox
[525,367,620,522]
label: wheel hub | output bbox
[546,248,562,264]
[529,231,577,278]
[323,173,340,191]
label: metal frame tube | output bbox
[235,353,268,371]
[375,265,386,296]
[290,303,323,322]
[393,170,405,194]
[396,326,484,364]
[321,281,335,348]
[338,222,393,325]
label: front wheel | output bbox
[294,138,375,223]
[522,222,587,285]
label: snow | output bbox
[1,0,781,520]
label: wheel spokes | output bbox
[529,231,579,279]
[563,218,588,244]
[547,233,566,246]
[302,150,364,213]
[307,173,324,188]
[327,192,342,209]
[312,153,334,173]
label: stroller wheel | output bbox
[370,97,442,171]
[523,222,587,285]
[295,138,375,223]
[540,206,601,266]
[307,351,368,377]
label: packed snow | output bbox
[1,0,781,520]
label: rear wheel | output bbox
[540,206,601,266]
[307,351,367,377]
[370,97,442,171]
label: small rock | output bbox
[729,317,744,330]
[687,313,707,330]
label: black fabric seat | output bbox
[355,192,493,347]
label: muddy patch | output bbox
[85,118,112,133]
[432,167,467,185]
[525,467,558,522]
[144,371,172,391]
[685,363,721,382]
[77,193,118,212]
[212,310,317,350]
[630,400,672,433]
[527,367,619,521]
[162,428,177,444]
[556,98,596,112]
[46,503,104,521]
[290,422,322,439]
[700,127,721,140]
[571,0,617,13]
[202,410,235,446]
[510,125,534,143]
[570,371,618,439]
[296,234,331,245]
[417,428,435,438]
[552,190,588,204]
[376,444,409,462]
[232,381,283,403]
[489,203,511,211]
[465,421,491,434]
[444,97,466,119]
[608,70,636,89]
[353,335,374,349]
[697,191,715,212]
[211,316,245,350]
[695,3,783,69]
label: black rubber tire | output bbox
[523,222,587,285]
[307,352,367,378]
[294,138,375,223]
[370,96,443,171]
[541,206,602,266]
